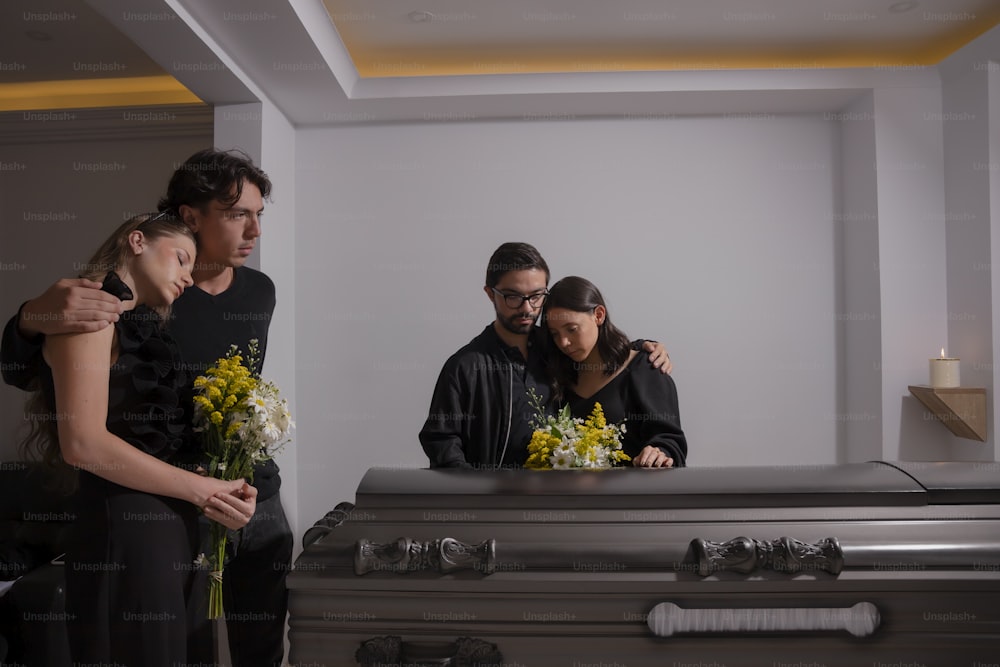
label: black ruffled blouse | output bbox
[105,306,188,460]
[41,305,189,463]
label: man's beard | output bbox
[497,310,538,335]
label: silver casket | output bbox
[288,461,1000,666]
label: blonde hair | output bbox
[20,213,195,479]
[77,212,194,281]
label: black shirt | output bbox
[168,266,281,499]
[566,349,687,466]
[168,266,275,377]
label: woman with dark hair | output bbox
[23,213,257,666]
[544,276,687,468]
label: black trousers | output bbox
[66,480,201,667]
[189,492,293,667]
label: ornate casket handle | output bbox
[301,501,355,549]
[691,536,844,576]
[648,601,879,638]
[354,537,496,575]
[355,635,503,667]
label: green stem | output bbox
[207,522,228,619]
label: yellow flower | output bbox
[585,402,607,430]
[525,430,562,469]
[524,397,627,469]
[193,395,214,414]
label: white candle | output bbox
[929,348,960,388]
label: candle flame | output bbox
[941,347,946,358]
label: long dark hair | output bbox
[544,276,630,402]
[157,148,272,214]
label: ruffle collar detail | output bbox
[104,305,188,460]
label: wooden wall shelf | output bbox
[908,385,987,442]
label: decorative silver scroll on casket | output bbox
[287,461,1000,666]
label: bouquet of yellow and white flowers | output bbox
[524,388,629,470]
[192,339,293,619]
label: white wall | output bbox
[942,64,996,461]
[837,92,883,462]
[0,108,213,458]
[254,101,300,549]
[872,85,951,460]
[936,34,1000,460]
[992,66,1000,458]
[293,114,843,525]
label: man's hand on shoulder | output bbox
[642,340,672,375]
[18,278,124,338]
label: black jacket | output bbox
[419,324,552,468]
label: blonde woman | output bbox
[26,213,256,666]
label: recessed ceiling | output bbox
[324,0,1000,77]
[2,0,1000,122]
[0,0,199,110]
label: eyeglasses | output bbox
[491,287,548,308]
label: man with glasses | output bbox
[420,242,670,469]
[2,149,291,667]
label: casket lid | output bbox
[355,461,948,509]
[885,461,1000,504]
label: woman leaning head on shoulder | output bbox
[21,213,196,470]
[542,275,631,401]
[80,212,197,317]
[26,211,256,667]
[542,275,686,469]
